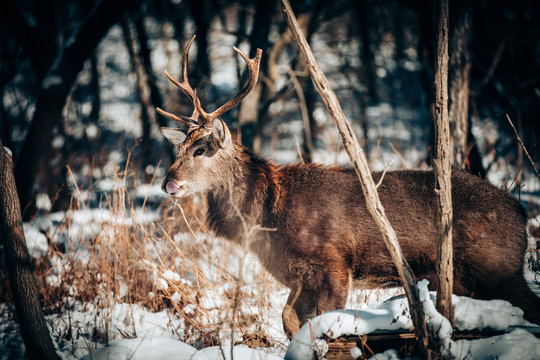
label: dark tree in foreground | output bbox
[0,139,59,360]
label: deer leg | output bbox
[282,268,350,339]
[282,285,302,340]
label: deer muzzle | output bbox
[163,180,186,197]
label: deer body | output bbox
[158,37,540,338]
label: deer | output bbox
[157,36,540,339]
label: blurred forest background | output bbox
[0,0,539,219]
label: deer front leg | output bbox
[282,285,302,340]
[282,268,350,339]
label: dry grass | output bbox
[1,157,287,355]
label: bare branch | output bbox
[506,114,540,180]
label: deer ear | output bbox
[213,118,231,148]
[161,127,187,146]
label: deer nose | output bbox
[165,181,180,195]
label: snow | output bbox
[83,338,284,360]
[53,278,538,360]
[22,223,49,258]
[286,280,540,360]
[3,146,13,157]
[42,74,63,89]
[451,328,540,360]
[81,337,198,360]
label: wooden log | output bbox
[323,327,540,359]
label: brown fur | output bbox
[162,133,540,339]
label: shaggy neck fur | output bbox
[206,143,280,244]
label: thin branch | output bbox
[375,160,395,189]
[506,114,540,180]
[288,68,315,159]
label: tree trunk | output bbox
[89,54,101,123]
[0,140,59,360]
[357,0,378,105]
[188,0,210,86]
[433,0,454,328]
[279,1,433,358]
[238,0,274,151]
[133,12,166,127]
[121,13,154,170]
[448,0,471,170]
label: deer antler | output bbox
[156,35,199,127]
[158,36,263,127]
[196,47,263,124]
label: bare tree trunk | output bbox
[188,0,210,86]
[121,13,154,170]
[89,54,101,123]
[0,141,59,360]
[279,1,434,358]
[133,12,166,128]
[448,0,471,171]
[357,0,378,106]
[433,0,454,327]
[237,0,274,151]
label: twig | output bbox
[294,135,305,165]
[375,160,395,189]
[506,114,540,180]
[389,143,407,168]
[288,68,315,160]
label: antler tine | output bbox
[198,47,263,123]
[158,36,203,127]
[165,35,197,101]
[156,107,199,127]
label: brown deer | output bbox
[157,36,540,339]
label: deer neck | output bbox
[206,143,280,244]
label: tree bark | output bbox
[237,0,274,151]
[121,13,154,170]
[279,1,433,358]
[433,0,454,327]
[188,0,210,86]
[448,0,471,170]
[0,140,59,360]
[357,0,378,105]
[133,12,166,127]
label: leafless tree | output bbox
[433,0,454,327]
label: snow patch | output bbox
[286,280,540,360]
[42,75,62,89]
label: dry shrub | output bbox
[10,158,286,352]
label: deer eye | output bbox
[193,148,205,157]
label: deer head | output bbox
[158,36,263,198]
